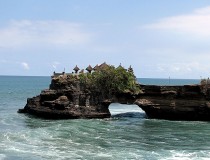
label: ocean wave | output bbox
[112,112,146,119]
[0,154,6,160]
[163,150,210,160]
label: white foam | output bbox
[0,154,6,160]
[109,103,144,115]
[95,152,113,158]
[161,150,210,160]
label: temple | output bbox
[52,62,116,78]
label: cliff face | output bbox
[18,76,112,119]
[135,85,210,121]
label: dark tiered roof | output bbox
[128,65,134,73]
[86,65,93,73]
[73,65,80,72]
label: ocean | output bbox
[1,76,210,160]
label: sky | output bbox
[0,0,210,78]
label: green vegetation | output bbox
[51,64,141,96]
[78,65,141,95]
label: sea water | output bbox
[1,76,210,160]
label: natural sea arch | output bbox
[108,103,146,118]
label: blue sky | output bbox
[0,0,210,78]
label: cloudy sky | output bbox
[0,0,210,78]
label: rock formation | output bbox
[18,64,140,119]
[18,77,111,119]
[135,84,210,121]
[18,64,210,121]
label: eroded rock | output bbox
[18,65,210,121]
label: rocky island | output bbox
[18,63,210,121]
[18,63,141,119]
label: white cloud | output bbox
[0,20,92,48]
[157,62,208,74]
[21,62,30,70]
[145,6,210,37]
[194,6,210,14]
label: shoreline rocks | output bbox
[19,82,210,121]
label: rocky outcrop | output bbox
[135,85,210,121]
[18,76,111,119]
[18,66,210,121]
[18,64,141,119]
[18,94,110,119]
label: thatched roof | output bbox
[98,62,109,70]
[86,65,93,72]
[117,63,123,69]
[73,65,80,72]
[117,63,127,71]
[79,69,84,73]
[93,64,99,71]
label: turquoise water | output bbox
[0,76,210,160]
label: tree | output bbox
[78,65,141,95]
